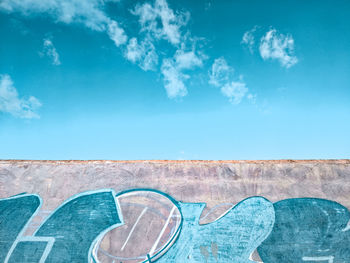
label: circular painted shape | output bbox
[94,189,182,263]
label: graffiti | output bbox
[95,189,182,263]
[0,194,42,263]
[257,198,350,263]
[156,197,274,263]
[1,190,122,263]
[1,189,350,263]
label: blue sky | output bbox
[0,0,349,160]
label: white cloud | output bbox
[259,29,298,68]
[125,38,143,63]
[242,27,298,68]
[42,38,61,65]
[124,37,158,71]
[209,57,248,104]
[161,59,188,98]
[141,44,158,71]
[1,0,210,100]
[208,57,233,87]
[221,81,248,104]
[0,74,42,119]
[107,20,127,47]
[132,0,189,45]
[129,0,205,97]
[247,93,257,104]
[241,26,257,53]
[160,45,204,98]
[130,0,204,97]
[0,0,127,47]
[174,49,203,69]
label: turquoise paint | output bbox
[112,188,184,263]
[0,189,123,263]
[34,189,123,263]
[7,236,55,263]
[0,194,42,262]
[8,241,47,263]
[258,198,350,263]
[156,197,275,263]
[3,189,350,262]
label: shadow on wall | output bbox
[0,188,349,263]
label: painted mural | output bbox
[1,188,349,263]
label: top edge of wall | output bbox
[0,159,349,164]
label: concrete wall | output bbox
[1,160,350,262]
[1,160,349,210]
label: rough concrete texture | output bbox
[1,160,349,211]
[1,160,350,262]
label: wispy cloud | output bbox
[247,93,257,104]
[131,0,204,98]
[132,0,189,46]
[221,81,248,104]
[1,0,202,99]
[0,74,42,119]
[125,38,143,63]
[242,27,298,68]
[160,43,205,98]
[161,59,188,98]
[241,26,257,53]
[107,20,128,47]
[259,29,298,68]
[209,57,233,87]
[42,38,61,65]
[124,37,158,71]
[0,0,127,47]
[1,0,254,103]
[209,57,248,104]
[174,48,203,69]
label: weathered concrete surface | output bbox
[1,160,350,262]
[1,160,349,211]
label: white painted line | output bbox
[342,220,350,232]
[120,207,148,251]
[302,256,334,263]
[149,206,176,256]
